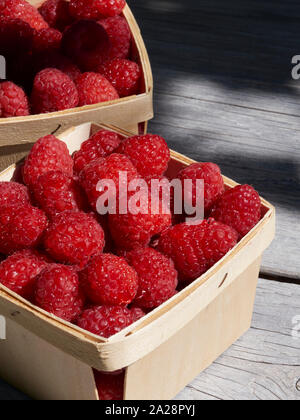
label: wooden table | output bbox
[0,0,300,400]
[129,0,300,400]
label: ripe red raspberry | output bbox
[94,370,124,401]
[76,72,119,106]
[116,134,170,178]
[158,219,238,283]
[73,130,122,174]
[93,214,114,253]
[38,0,73,31]
[98,59,141,97]
[23,134,73,187]
[32,171,84,219]
[98,16,131,60]
[0,250,49,298]
[33,28,62,53]
[145,176,184,225]
[79,153,139,211]
[34,51,81,82]
[177,162,225,213]
[0,82,30,117]
[0,17,34,55]
[62,20,111,72]
[211,185,262,239]
[0,204,48,255]
[77,305,144,338]
[69,0,101,19]
[34,264,85,322]
[0,182,30,209]
[123,247,178,309]
[130,306,145,322]
[44,211,105,267]
[94,0,126,17]
[31,68,79,114]
[108,190,172,251]
[81,253,138,305]
[0,0,49,30]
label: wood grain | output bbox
[176,278,300,400]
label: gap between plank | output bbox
[260,271,300,286]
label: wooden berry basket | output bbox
[0,2,153,170]
[0,123,275,400]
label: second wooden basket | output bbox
[0,2,153,148]
[0,122,275,400]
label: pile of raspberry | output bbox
[0,130,262,399]
[0,0,142,118]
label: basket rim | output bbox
[0,122,276,350]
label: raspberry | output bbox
[123,247,178,309]
[98,59,141,97]
[81,253,138,305]
[73,130,121,174]
[38,0,73,31]
[33,28,62,53]
[0,0,49,30]
[34,51,81,82]
[98,16,131,60]
[130,307,145,322]
[177,162,224,213]
[69,0,102,20]
[158,219,238,283]
[32,171,84,219]
[116,134,170,178]
[94,0,125,17]
[211,185,262,239]
[0,17,34,55]
[0,82,30,117]
[44,211,105,267]
[34,264,84,322]
[0,204,48,255]
[108,190,172,251]
[76,72,119,106]
[77,305,144,338]
[95,214,114,253]
[0,250,49,298]
[61,20,111,72]
[31,68,79,114]
[79,153,139,211]
[23,134,73,187]
[0,181,30,209]
[94,371,124,401]
[145,176,184,225]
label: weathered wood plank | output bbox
[130,0,300,85]
[176,278,300,400]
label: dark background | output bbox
[1,0,300,400]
